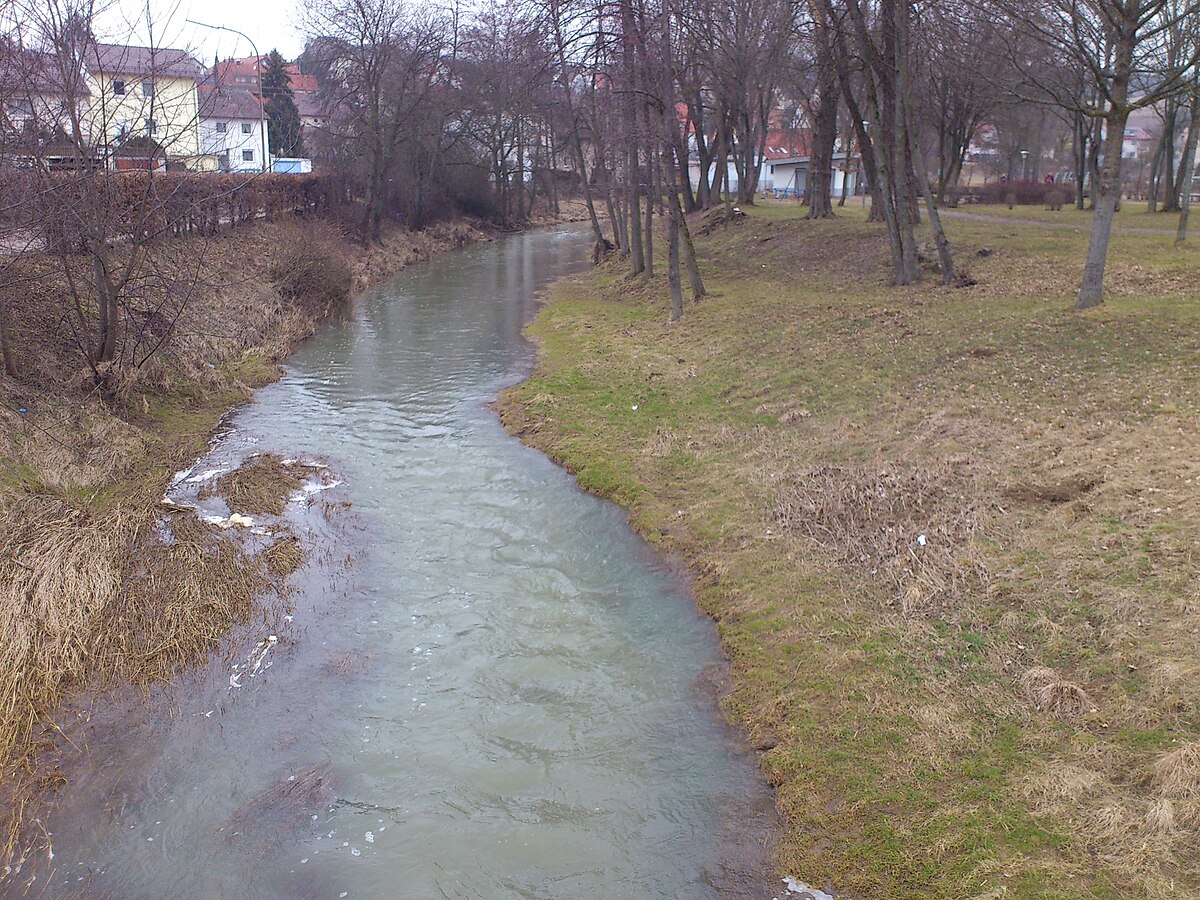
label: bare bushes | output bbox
[267,222,353,315]
[772,463,991,615]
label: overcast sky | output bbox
[96,0,307,63]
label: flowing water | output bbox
[27,227,773,899]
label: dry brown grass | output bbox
[209,454,307,516]
[1020,666,1094,719]
[772,462,991,616]
[1154,742,1200,801]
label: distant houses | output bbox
[198,82,268,172]
[688,127,862,200]
[0,40,317,174]
[83,43,204,170]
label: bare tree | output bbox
[1003,0,1200,307]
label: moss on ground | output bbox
[499,203,1200,898]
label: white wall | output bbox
[761,161,858,197]
[200,116,267,172]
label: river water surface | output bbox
[33,227,771,899]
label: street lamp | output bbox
[186,19,268,174]
[861,120,870,207]
[1020,149,1029,181]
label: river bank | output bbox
[498,203,1200,898]
[9,224,770,898]
[0,213,495,859]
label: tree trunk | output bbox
[1162,102,1180,212]
[1176,89,1200,243]
[1077,108,1128,309]
[807,18,838,220]
[643,144,655,279]
[676,190,706,301]
[888,0,920,283]
[1146,135,1164,212]
[1073,111,1088,210]
[1087,115,1103,210]
[667,184,683,321]
[0,293,15,378]
[908,108,954,284]
[571,118,606,246]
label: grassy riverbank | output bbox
[499,204,1200,898]
[0,215,493,858]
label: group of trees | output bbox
[300,0,1200,313]
[2,0,1199,385]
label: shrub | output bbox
[267,224,352,312]
[967,181,1072,206]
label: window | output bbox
[146,118,157,135]
[242,149,254,162]
[112,78,125,95]
[241,122,252,134]
[140,79,153,97]
[215,121,227,134]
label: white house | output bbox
[197,83,268,173]
[760,152,859,198]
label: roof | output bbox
[89,43,203,79]
[215,56,317,93]
[295,92,326,118]
[767,151,856,167]
[763,128,812,160]
[198,83,264,120]
[290,73,319,93]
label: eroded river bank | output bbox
[20,227,774,898]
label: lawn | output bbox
[499,203,1200,898]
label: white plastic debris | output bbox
[185,468,224,484]
[779,876,836,899]
[201,512,257,530]
[916,533,927,547]
[364,832,375,843]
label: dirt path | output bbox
[941,207,1180,234]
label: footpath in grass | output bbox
[499,204,1200,898]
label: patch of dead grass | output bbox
[772,462,991,616]
[1154,742,1200,801]
[210,453,306,516]
[1020,666,1095,719]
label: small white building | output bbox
[198,84,268,173]
[760,152,859,198]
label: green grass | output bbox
[500,202,1200,898]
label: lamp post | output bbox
[861,120,870,207]
[1020,149,1029,181]
[186,19,268,174]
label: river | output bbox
[28,226,773,899]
